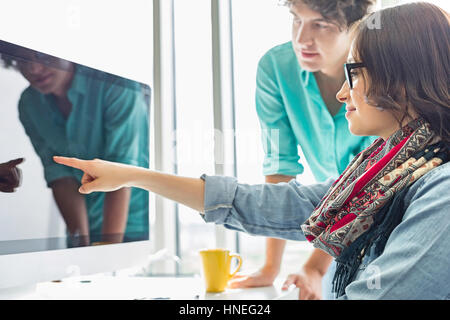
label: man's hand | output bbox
[0,158,24,193]
[228,265,279,289]
[282,266,324,300]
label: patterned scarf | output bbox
[300,117,448,297]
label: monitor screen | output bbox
[0,39,151,270]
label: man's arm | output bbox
[269,178,333,301]
[51,177,89,245]
[231,174,334,294]
[263,175,296,281]
[102,188,131,243]
[229,174,295,288]
[230,50,303,288]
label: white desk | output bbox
[22,275,299,300]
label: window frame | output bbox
[152,0,240,275]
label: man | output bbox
[0,43,149,244]
[229,0,377,299]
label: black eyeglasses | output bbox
[344,62,365,89]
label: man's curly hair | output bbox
[281,0,377,29]
[0,54,16,69]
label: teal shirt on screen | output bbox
[256,42,377,182]
[18,65,149,237]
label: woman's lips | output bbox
[345,106,357,117]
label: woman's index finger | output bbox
[53,156,87,171]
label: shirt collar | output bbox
[299,67,312,87]
[67,65,88,101]
[289,41,312,87]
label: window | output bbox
[173,0,216,275]
[153,0,317,277]
[230,0,316,276]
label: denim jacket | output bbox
[200,162,450,300]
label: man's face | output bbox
[17,55,73,95]
[290,1,352,73]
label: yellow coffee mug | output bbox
[199,248,242,292]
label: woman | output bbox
[54,2,449,299]
[248,0,377,298]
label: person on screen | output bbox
[238,0,377,299]
[54,2,450,299]
[0,50,149,244]
[0,158,24,193]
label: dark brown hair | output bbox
[283,0,377,29]
[352,2,450,145]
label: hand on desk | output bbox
[228,266,279,289]
[281,266,323,300]
[228,265,323,300]
[0,158,24,193]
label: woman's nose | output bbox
[336,81,349,103]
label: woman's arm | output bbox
[53,156,332,240]
[53,157,206,212]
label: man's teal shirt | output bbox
[18,65,149,237]
[256,42,376,182]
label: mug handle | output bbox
[228,254,242,279]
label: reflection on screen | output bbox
[0,40,150,253]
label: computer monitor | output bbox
[0,39,152,296]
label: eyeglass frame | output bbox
[344,62,365,89]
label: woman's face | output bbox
[290,1,352,73]
[336,47,408,140]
